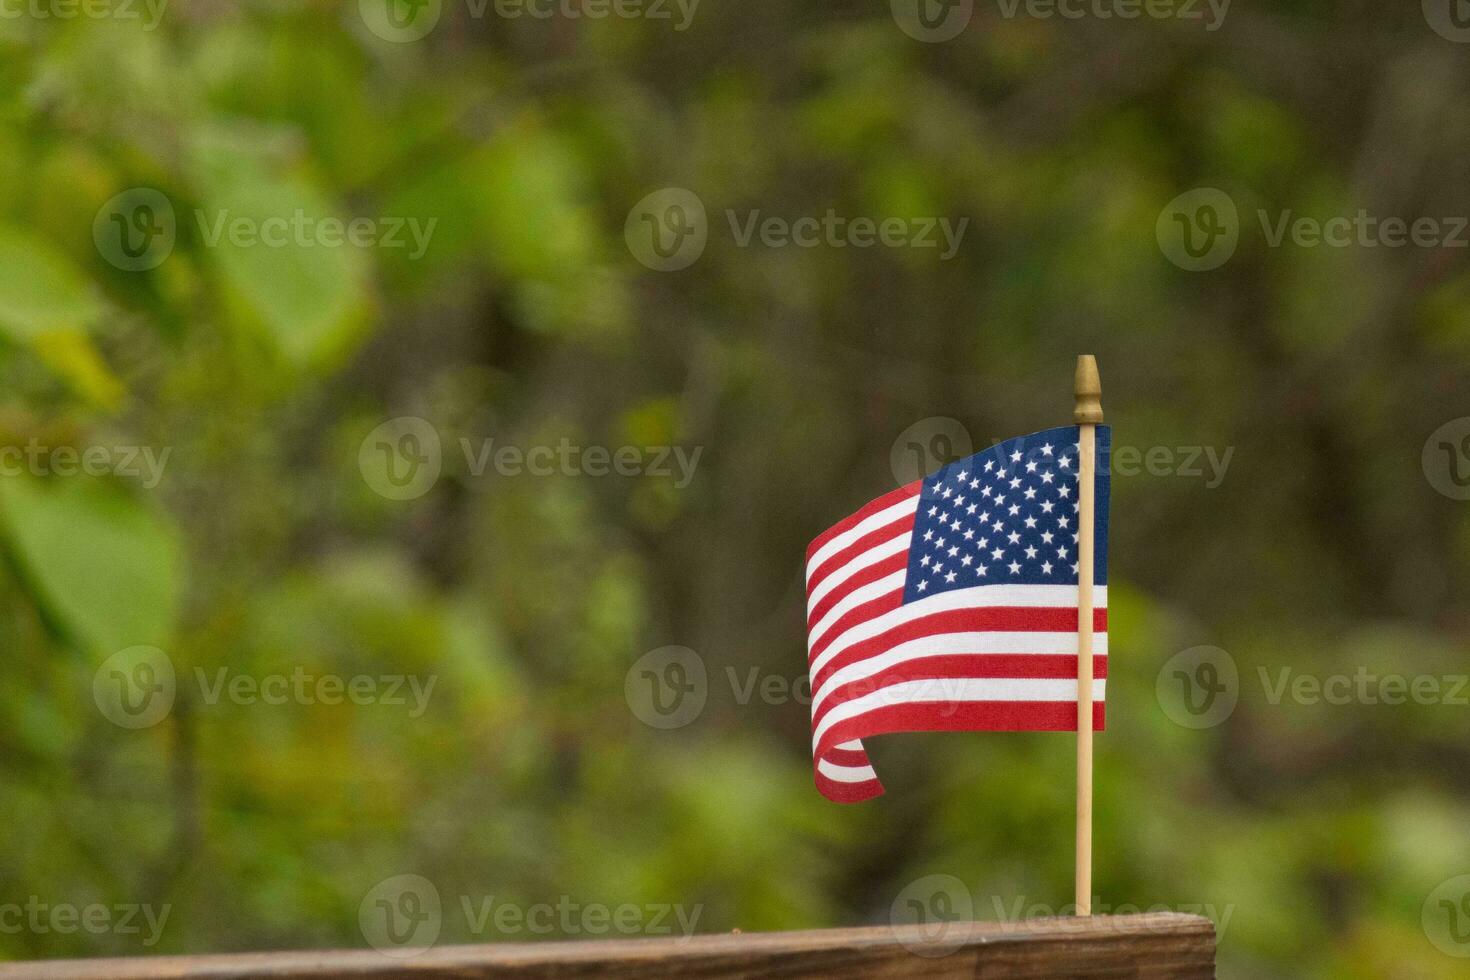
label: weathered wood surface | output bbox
[0,912,1215,979]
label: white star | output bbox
[995,494,1006,506]
[977,536,989,548]
[1009,478,1021,489]
[945,571,956,583]
[969,479,980,489]
[1008,504,1020,516]
[942,487,953,498]
[1071,562,1079,574]
[1009,451,1021,463]
[957,470,968,482]
[1041,443,1054,456]
[1024,488,1037,500]
[917,580,927,592]
[1026,461,1038,473]
[1057,545,1069,558]
[1024,516,1037,528]
[936,536,947,548]
[950,520,961,532]
[1025,546,1037,559]
[1007,531,1020,544]
[977,564,988,576]
[966,504,977,515]
[1058,517,1070,530]
[991,548,1005,560]
[996,468,1007,479]
[920,554,931,566]
[1041,471,1054,484]
[978,511,990,523]
[927,505,938,516]
[1042,561,1053,574]
[992,520,1004,532]
[963,528,974,540]
[960,554,972,566]
[982,486,993,497]
[1058,485,1071,499]
[954,494,966,507]
[1041,531,1054,543]
[984,460,994,472]
[947,546,958,558]
[1008,561,1021,574]
[1059,457,1071,469]
[1041,501,1054,514]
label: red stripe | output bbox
[816,700,1106,765]
[807,589,905,662]
[811,604,1108,681]
[811,701,1107,803]
[805,482,921,564]
[812,655,1107,729]
[813,768,883,803]
[823,746,870,766]
[805,514,914,598]
[807,551,909,630]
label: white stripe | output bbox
[813,677,1107,750]
[809,583,1108,676]
[836,740,862,750]
[805,497,919,583]
[806,570,907,652]
[811,631,1109,714]
[806,532,911,616]
[816,758,877,783]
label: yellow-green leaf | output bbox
[0,476,182,658]
[0,225,102,341]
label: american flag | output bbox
[805,424,1110,802]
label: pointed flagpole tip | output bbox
[1073,355,1103,424]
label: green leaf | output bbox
[201,175,372,366]
[473,118,595,282]
[186,126,371,367]
[0,225,103,341]
[0,476,182,658]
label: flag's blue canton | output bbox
[902,425,1110,603]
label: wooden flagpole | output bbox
[1073,354,1102,917]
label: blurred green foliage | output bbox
[1,4,1470,979]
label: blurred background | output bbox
[3,2,1470,977]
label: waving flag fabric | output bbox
[805,425,1110,802]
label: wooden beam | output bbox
[0,913,1215,979]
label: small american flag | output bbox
[805,425,1110,802]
